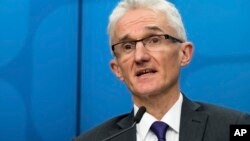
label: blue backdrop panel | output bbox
[81,0,250,134]
[81,0,133,133]
[0,0,78,141]
[178,0,250,112]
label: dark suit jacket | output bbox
[74,96,250,141]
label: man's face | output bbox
[110,8,193,98]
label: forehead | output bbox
[114,8,172,40]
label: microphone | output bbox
[102,106,146,141]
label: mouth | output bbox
[135,68,157,77]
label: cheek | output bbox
[118,59,134,80]
[162,47,179,60]
[158,49,181,73]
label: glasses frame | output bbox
[111,34,184,55]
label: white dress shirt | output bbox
[134,93,183,141]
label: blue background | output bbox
[0,0,250,141]
[0,0,78,140]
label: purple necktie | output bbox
[150,121,169,141]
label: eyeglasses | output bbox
[111,34,183,57]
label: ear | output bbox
[180,42,194,66]
[110,59,124,81]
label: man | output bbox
[75,0,250,140]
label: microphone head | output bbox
[134,106,146,123]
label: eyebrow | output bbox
[117,25,164,42]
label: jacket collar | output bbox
[179,95,208,141]
[107,111,136,141]
[117,110,134,129]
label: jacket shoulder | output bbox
[73,113,131,141]
[196,101,250,124]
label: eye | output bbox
[148,36,161,44]
[121,42,134,52]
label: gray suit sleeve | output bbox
[236,112,250,124]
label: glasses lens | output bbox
[144,35,164,51]
[114,42,135,56]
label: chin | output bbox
[132,82,172,97]
[133,87,161,97]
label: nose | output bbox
[134,41,151,65]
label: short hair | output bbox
[108,0,187,46]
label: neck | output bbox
[133,88,180,120]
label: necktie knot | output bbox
[150,121,168,141]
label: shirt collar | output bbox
[161,93,183,133]
[134,93,183,140]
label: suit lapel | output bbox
[108,111,136,141]
[179,96,208,141]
